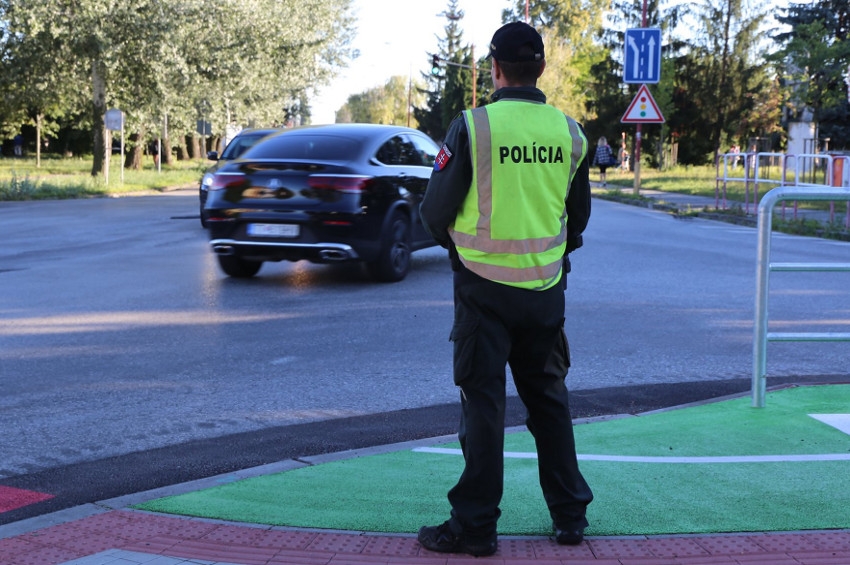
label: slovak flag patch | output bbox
[434,143,453,171]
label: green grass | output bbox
[604,164,840,212]
[0,155,205,200]
[608,164,720,195]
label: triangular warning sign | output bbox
[621,84,665,123]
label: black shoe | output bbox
[417,520,497,557]
[553,524,584,545]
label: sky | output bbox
[310,0,507,124]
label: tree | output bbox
[537,31,602,123]
[414,0,469,142]
[686,0,771,162]
[503,0,612,134]
[441,44,475,126]
[503,0,610,47]
[0,0,357,173]
[338,76,425,126]
[738,76,787,148]
[774,0,850,148]
[0,0,87,165]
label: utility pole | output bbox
[471,45,477,108]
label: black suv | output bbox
[204,123,440,282]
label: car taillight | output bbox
[209,172,247,191]
[308,175,372,194]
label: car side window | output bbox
[406,134,438,168]
[397,137,421,166]
[376,134,439,167]
[376,136,405,165]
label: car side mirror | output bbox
[207,151,219,161]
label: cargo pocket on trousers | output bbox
[545,321,571,377]
[450,318,479,387]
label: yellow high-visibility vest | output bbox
[448,101,587,290]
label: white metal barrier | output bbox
[752,184,850,407]
[718,153,850,227]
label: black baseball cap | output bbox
[487,22,544,63]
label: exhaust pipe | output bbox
[319,249,350,261]
[212,244,235,256]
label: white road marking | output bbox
[810,414,850,436]
[413,447,850,464]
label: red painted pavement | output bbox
[0,486,54,513]
[1,509,849,564]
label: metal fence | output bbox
[718,152,850,228]
[751,184,850,407]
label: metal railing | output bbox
[752,184,850,407]
[718,152,850,228]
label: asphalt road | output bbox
[1,189,848,523]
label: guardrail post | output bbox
[752,183,850,407]
[752,190,775,407]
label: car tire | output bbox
[200,208,209,228]
[367,211,411,282]
[217,255,262,278]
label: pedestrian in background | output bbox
[417,21,593,558]
[730,144,741,170]
[148,139,160,167]
[13,134,24,157]
[618,143,630,172]
[591,136,614,186]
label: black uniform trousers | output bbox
[447,266,593,538]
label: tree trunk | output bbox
[191,133,202,159]
[124,127,145,170]
[90,60,107,177]
[162,135,173,165]
[177,135,189,161]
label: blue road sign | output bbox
[624,28,662,84]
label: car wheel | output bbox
[217,255,262,278]
[200,208,209,228]
[367,211,411,282]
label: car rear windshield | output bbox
[244,134,360,161]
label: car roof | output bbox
[229,123,437,164]
[271,123,424,140]
[234,128,281,137]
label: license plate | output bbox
[247,223,300,237]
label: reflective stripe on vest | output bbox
[448,101,587,290]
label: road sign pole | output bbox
[634,0,648,195]
[634,126,642,194]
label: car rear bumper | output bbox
[209,238,360,263]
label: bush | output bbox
[0,173,39,200]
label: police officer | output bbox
[416,21,593,557]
